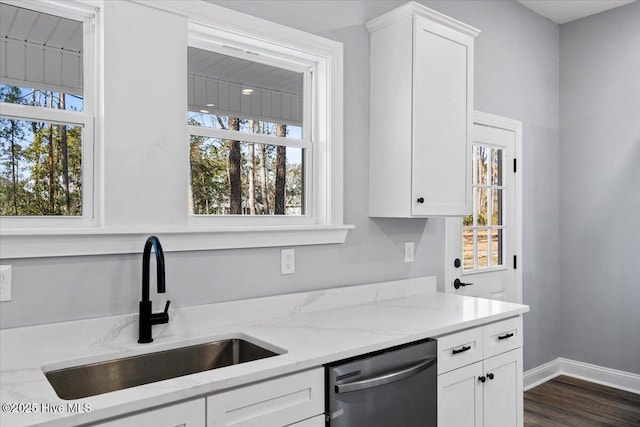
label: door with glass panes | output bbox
[445,113,522,303]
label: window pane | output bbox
[0,85,83,111]
[0,118,82,216]
[477,187,488,225]
[463,228,474,270]
[491,229,503,266]
[0,4,83,110]
[492,148,503,186]
[190,136,303,215]
[492,188,503,226]
[475,145,489,186]
[187,47,303,132]
[477,228,489,268]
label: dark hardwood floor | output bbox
[524,375,640,426]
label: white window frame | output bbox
[177,2,348,237]
[0,0,350,259]
[186,28,316,226]
[0,0,99,229]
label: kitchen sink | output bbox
[44,338,282,400]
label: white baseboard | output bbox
[523,358,564,391]
[524,358,640,394]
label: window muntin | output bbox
[0,2,94,222]
[187,45,311,218]
[463,145,505,270]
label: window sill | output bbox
[0,225,354,259]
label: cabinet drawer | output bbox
[437,326,483,374]
[287,414,325,426]
[483,316,523,359]
[94,398,205,427]
[207,368,324,427]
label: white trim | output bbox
[0,225,353,259]
[523,357,564,391]
[0,103,91,128]
[524,357,640,394]
[2,0,100,21]
[136,1,343,60]
[365,1,480,37]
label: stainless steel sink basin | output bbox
[44,338,281,400]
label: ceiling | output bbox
[516,0,637,24]
[0,3,83,94]
[188,47,303,96]
[0,3,82,52]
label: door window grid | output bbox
[463,145,505,271]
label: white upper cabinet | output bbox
[367,2,480,217]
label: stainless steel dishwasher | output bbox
[325,338,437,426]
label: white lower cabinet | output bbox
[438,361,484,427]
[93,398,205,427]
[437,317,524,427]
[92,368,324,427]
[482,349,523,427]
[207,368,324,427]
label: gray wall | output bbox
[559,2,640,374]
[0,1,562,372]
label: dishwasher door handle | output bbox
[335,356,436,394]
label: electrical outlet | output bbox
[404,242,415,263]
[0,265,12,302]
[281,249,295,275]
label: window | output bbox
[0,1,95,226]
[186,17,342,229]
[463,144,505,270]
[0,1,347,258]
[187,48,308,220]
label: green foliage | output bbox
[189,115,303,215]
[0,86,82,216]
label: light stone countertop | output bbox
[0,276,528,427]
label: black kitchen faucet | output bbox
[138,236,170,343]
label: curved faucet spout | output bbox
[139,236,170,344]
[142,236,166,300]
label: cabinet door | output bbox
[438,361,483,427]
[482,348,523,427]
[94,398,205,427]
[412,16,472,216]
[207,368,324,427]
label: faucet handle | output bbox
[150,300,171,325]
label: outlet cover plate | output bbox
[404,242,415,263]
[0,265,12,302]
[281,249,295,275]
